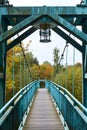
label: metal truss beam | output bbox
[52,27,83,53]
[0,17,7,108]
[82,44,87,107]
[0,5,87,108]
[84,0,87,4]
[1,6,87,17]
[49,14,87,43]
[6,27,37,51]
[1,14,87,45]
[82,23,87,108]
[0,14,41,44]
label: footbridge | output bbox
[0,80,87,130]
[0,0,87,130]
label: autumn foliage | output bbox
[6,43,82,104]
[6,42,54,102]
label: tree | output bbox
[6,40,39,102]
[6,44,22,101]
[53,47,60,77]
[33,57,39,65]
[43,61,52,66]
[31,64,40,80]
[39,64,54,80]
[53,63,82,102]
[31,62,54,81]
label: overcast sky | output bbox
[10,0,81,6]
[9,0,82,65]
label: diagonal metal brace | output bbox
[49,14,87,43]
[6,27,37,51]
[0,14,41,44]
[52,26,83,53]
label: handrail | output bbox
[0,80,87,130]
[0,80,39,130]
[46,80,87,130]
[0,81,36,116]
[50,81,87,114]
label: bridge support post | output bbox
[82,45,87,108]
[0,17,7,108]
[84,0,87,4]
[82,23,87,108]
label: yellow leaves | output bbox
[6,80,12,89]
[53,64,82,102]
[31,63,54,80]
[6,67,12,89]
[39,64,53,80]
[6,44,22,92]
[6,40,34,102]
[31,64,40,80]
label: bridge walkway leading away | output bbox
[23,88,64,130]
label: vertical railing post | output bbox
[12,48,15,130]
[65,43,68,90]
[0,17,7,108]
[12,48,15,97]
[82,23,87,108]
[72,47,75,96]
[20,52,22,90]
[84,0,87,4]
[24,59,26,87]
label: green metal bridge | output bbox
[0,0,87,130]
[0,80,87,130]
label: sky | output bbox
[10,0,81,6]
[9,0,82,65]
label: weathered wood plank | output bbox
[23,89,64,130]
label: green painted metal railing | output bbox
[0,81,39,130]
[46,81,87,130]
[0,80,87,130]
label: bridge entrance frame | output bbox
[0,1,87,108]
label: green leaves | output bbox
[53,64,82,102]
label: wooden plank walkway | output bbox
[23,88,64,130]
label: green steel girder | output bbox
[6,27,37,51]
[0,17,7,108]
[0,14,41,44]
[85,0,87,4]
[0,5,87,108]
[82,44,87,107]
[0,0,5,4]
[1,14,87,44]
[1,6,87,17]
[81,23,87,107]
[1,6,87,27]
[74,17,83,25]
[84,45,87,103]
[48,14,87,43]
[4,15,30,26]
[52,27,83,53]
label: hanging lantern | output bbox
[39,24,51,43]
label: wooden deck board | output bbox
[23,88,64,130]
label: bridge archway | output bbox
[0,4,87,108]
